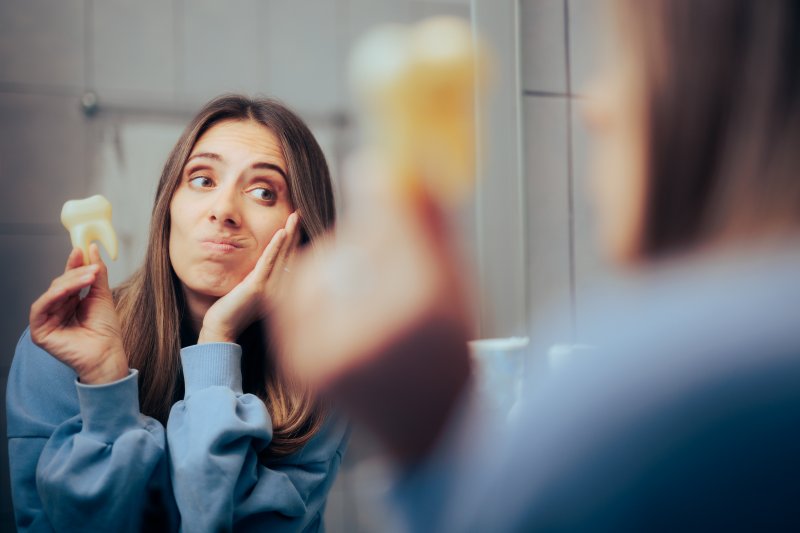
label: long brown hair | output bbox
[616,0,800,259]
[114,95,336,456]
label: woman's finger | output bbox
[87,243,112,296]
[31,268,97,330]
[275,212,302,276]
[42,266,98,309]
[46,291,81,331]
[50,264,99,292]
[64,247,84,273]
[254,227,288,281]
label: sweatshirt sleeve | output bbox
[167,343,349,533]
[6,329,178,532]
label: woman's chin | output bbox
[186,277,242,299]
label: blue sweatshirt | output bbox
[6,328,348,532]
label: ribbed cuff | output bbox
[180,342,243,397]
[75,369,141,440]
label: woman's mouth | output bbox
[201,238,244,253]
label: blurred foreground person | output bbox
[273,1,800,531]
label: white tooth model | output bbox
[60,194,119,264]
[349,16,487,205]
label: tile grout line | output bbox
[0,224,64,236]
[0,82,82,98]
[522,89,573,98]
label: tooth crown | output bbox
[60,194,119,264]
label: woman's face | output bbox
[582,34,648,265]
[169,119,293,299]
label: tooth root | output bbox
[60,194,119,263]
[71,224,91,265]
[89,219,119,261]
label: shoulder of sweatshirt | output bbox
[6,327,81,438]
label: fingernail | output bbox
[80,274,94,283]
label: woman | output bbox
[6,95,347,531]
[271,0,800,530]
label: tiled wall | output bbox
[519,0,611,345]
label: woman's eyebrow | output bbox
[186,152,288,180]
[186,152,222,164]
[251,162,288,180]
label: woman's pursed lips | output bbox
[200,236,245,253]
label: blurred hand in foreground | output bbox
[270,154,474,463]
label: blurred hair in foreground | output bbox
[616,0,800,259]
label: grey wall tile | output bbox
[0,0,85,89]
[0,234,71,370]
[0,232,70,530]
[346,0,413,43]
[520,0,567,94]
[567,0,611,94]
[343,0,413,113]
[265,0,342,115]
[411,0,470,20]
[523,95,572,342]
[473,0,527,338]
[0,93,88,226]
[86,116,185,286]
[92,0,176,100]
[180,0,269,103]
[306,122,347,214]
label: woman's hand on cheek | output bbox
[29,244,128,384]
[198,211,302,344]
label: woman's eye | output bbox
[249,187,276,203]
[189,176,213,188]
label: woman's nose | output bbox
[208,185,241,227]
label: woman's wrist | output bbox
[197,324,236,344]
[78,345,129,385]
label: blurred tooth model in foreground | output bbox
[349,16,488,206]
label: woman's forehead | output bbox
[190,119,286,167]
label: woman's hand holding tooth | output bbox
[198,211,301,344]
[29,243,128,385]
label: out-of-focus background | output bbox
[0,0,608,530]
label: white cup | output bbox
[468,337,530,421]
